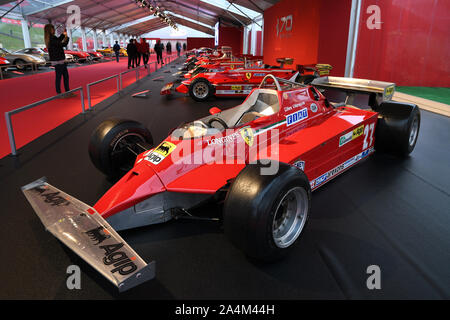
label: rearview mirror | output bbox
[209,107,222,115]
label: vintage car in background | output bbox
[0,48,46,70]
[88,50,103,60]
[64,49,90,63]
[97,47,128,57]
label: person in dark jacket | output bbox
[44,24,73,97]
[166,41,172,54]
[113,41,121,63]
[183,43,186,51]
[176,41,181,57]
[126,39,137,69]
[154,39,164,65]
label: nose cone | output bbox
[94,161,166,219]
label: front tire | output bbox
[89,119,153,178]
[224,161,311,261]
[189,77,214,102]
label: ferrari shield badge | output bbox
[245,72,252,80]
[240,127,254,147]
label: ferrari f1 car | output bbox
[22,75,420,292]
[162,58,300,101]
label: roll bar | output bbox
[259,74,305,91]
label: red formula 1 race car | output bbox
[22,75,420,291]
[162,58,299,101]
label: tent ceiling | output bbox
[1,0,279,36]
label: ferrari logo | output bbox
[240,127,254,147]
[245,72,252,80]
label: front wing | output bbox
[22,177,155,292]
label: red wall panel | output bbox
[218,26,243,55]
[186,37,215,50]
[317,0,352,76]
[263,0,321,68]
[354,0,450,86]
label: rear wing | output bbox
[312,76,395,101]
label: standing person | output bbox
[176,41,181,57]
[140,38,150,66]
[135,39,142,67]
[154,39,164,65]
[126,39,137,69]
[183,42,186,52]
[113,41,120,63]
[44,24,74,97]
[166,41,172,55]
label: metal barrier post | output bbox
[80,89,86,113]
[87,84,92,110]
[5,112,17,156]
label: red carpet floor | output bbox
[0,52,178,159]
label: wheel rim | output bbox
[272,186,308,248]
[16,61,24,70]
[111,132,146,171]
[193,82,209,99]
[409,117,419,147]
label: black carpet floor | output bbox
[0,58,449,299]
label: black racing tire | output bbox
[73,56,79,63]
[89,118,153,178]
[189,77,214,102]
[375,101,420,156]
[296,74,316,84]
[224,161,311,262]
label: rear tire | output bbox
[224,161,311,262]
[375,101,420,156]
[189,77,213,102]
[89,119,153,178]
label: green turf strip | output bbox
[396,86,450,105]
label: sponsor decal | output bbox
[207,132,240,145]
[240,127,254,147]
[245,72,252,80]
[286,108,308,126]
[385,85,394,97]
[86,226,110,245]
[145,141,176,165]
[311,148,374,188]
[33,186,70,207]
[254,73,266,77]
[293,160,305,171]
[99,243,137,276]
[231,85,242,90]
[310,103,318,113]
[339,125,364,147]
